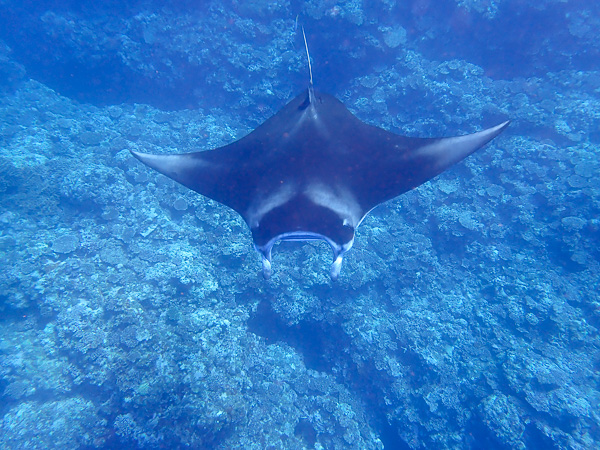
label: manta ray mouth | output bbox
[254,231,354,281]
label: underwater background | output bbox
[1,0,599,448]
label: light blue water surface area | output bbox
[1,1,599,448]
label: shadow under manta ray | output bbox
[131,83,508,280]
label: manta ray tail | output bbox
[301,27,315,104]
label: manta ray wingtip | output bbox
[129,149,148,163]
[494,120,511,133]
[480,119,511,144]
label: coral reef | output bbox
[0,1,599,448]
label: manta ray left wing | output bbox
[132,87,509,279]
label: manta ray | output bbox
[132,43,508,280]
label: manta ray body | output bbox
[132,84,508,279]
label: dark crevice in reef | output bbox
[247,299,345,374]
[463,416,513,450]
[248,299,412,449]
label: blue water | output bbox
[1,1,599,449]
